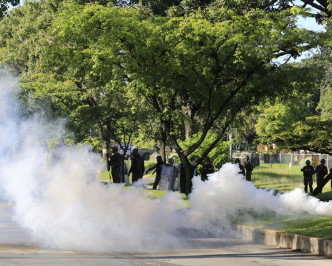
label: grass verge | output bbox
[279,217,332,239]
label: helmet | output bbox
[156,156,162,163]
[320,158,326,164]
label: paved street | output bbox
[0,201,331,265]
[0,238,331,265]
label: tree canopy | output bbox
[0,0,329,194]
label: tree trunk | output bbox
[160,121,167,162]
[96,124,109,167]
[181,106,192,139]
[176,151,194,196]
[311,170,332,196]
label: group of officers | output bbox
[108,146,330,196]
[107,146,256,192]
[301,158,329,194]
[107,145,217,190]
[107,146,145,184]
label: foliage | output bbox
[255,99,312,144]
[255,56,332,155]
[279,116,332,154]
[177,133,230,170]
[0,1,150,163]
[0,0,19,20]
[0,1,324,194]
[317,56,332,119]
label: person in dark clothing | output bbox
[128,149,145,183]
[146,156,164,189]
[235,158,245,176]
[109,146,121,183]
[200,157,214,181]
[315,158,328,194]
[244,156,253,181]
[301,160,315,193]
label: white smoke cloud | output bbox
[0,74,331,252]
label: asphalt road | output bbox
[0,202,331,265]
[0,239,331,266]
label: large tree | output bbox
[255,54,332,154]
[0,1,322,194]
[111,5,318,194]
[0,1,147,166]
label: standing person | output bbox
[128,149,144,183]
[109,146,121,183]
[315,158,328,194]
[146,156,163,190]
[200,157,214,181]
[301,160,315,194]
[244,155,254,181]
[235,158,245,176]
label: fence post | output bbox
[269,155,272,168]
[280,153,282,168]
[327,155,329,169]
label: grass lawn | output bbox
[252,163,331,194]
[279,217,332,239]
[250,163,332,239]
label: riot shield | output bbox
[159,164,174,191]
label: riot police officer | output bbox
[301,160,314,193]
[315,158,328,194]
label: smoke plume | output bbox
[0,74,331,252]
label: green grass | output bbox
[239,163,332,239]
[317,191,332,202]
[279,217,332,239]
[252,163,331,194]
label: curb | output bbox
[237,225,332,258]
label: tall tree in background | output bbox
[255,55,332,155]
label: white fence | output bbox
[232,152,332,169]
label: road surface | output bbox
[0,201,331,265]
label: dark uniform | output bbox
[109,147,121,183]
[244,156,253,181]
[315,159,328,194]
[301,160,314,193]
[235,158,245,176]
[201,157,214,181]
[129,149,144,183]
[146,156,163,189]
